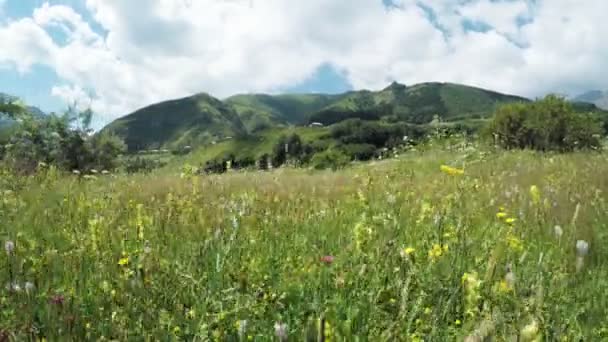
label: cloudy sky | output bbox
[1,0,607,127]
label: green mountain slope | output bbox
[308,82,528,125]
[102,93,247,152]
[225,93,343,131]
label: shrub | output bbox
[310,149,350,170]
[486,95,603,151]
[339,143,377,161]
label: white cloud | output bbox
[0,0,607,126]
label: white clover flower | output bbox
[386,194,396,205]
[5,240,15,255]
[274,322,288,341]
[576,240,589,257]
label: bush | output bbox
[310,149,350,170]
[1,102,126,173]
[486,95,603,151]
[339,143,377,161]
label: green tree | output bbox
[486,95,603,151]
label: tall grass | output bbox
[1,148,608,340]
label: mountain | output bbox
[102,82,531,152]
[225,93,344,131]
[102,92,247,152]
[573,90,608,110]
[307,82,528,125]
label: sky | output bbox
[1,0,608,128]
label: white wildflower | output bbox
[274,322,288,341]
[553,225,563,239]
[24,281,35,293]
[5,240,14,255]
[576,240,589,257]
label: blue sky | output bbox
[1,0,607,126]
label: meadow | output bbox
[1,143,608,341]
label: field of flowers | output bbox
[1,147,608,340]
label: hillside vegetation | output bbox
[102,93,247,152]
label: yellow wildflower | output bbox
[507,234,524,252]
[497,280,513,294]
[118,257,129,266]
[496,212,508,219]
[400,247,416,258]
[505,217,517,225]
[428,243,447,261]
[529,185,541,205]
[440,165,464,176]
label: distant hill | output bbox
[101,82,532,152]
[102,92,248,152]
[573,90,608,110]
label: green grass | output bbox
[2,146,608,340]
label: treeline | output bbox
[200,120,426,174]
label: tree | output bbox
[1,99,126,173]
[486,95,603,151]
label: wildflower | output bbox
[529,185,541,205]
[5,282,21,293]
[400,247,416,259]
[24,281,35,293]
[428,243,447,261]
[320,255,335,264]
[505,217,517,225]
[496,212,507,219]
[118,256,130,266]
[576,240,589,257]
[386,193,397,205]
[50,294,65,306]
[186,308,196,319]
[274,322,288,342]
[4,240,15,255]
[520,320,540,341]
[576,240,590,272]
[90,169,98,174]
[462,272,481,318]
[237,320,248,337]
[101,170,110,175]
[507,234,524,252]
[72,170,81,175]
[553,225,563,239]
[440,165,464,176]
